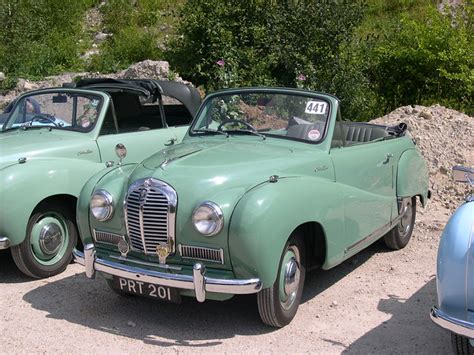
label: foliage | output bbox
[0,0,94,78]
[367,6,473,114]
[168,0,376,120]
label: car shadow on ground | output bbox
[0,249,36,284]
[341,278,451,354]
[302,239,390,303]
[14,241,393,346]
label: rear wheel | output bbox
[257,234,305,327]
[384,196,416,250]
[451,333,474,355]
[11,203,77,278]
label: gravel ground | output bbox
[0,211,452,354]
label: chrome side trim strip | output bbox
[431,306,474,339]
[344,207,404,254]
[73,245,262,302]
[0,236,10,250]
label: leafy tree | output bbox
[168,0,375,119]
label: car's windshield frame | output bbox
[189,88,333,145]
[2,89,105,133]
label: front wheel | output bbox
[11,203,77,278]
[451,333,474,355]
[384,196,416,250]
[257,235,305,327]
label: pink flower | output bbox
[216,59,225,67]
[297,74,306,81]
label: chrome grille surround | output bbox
[179,244,224,264]
[124,178,177,255]
[93,230,124,246]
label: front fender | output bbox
[0,158,104,246]
[228,176,344,288]
[397,148,429,206]
[437,202,474,317]
[76,163,139,246]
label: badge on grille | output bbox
[156,243,171,264]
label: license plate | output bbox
[112,277,181,303]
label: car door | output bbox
[96,93,192,164]
[330,139,396,253]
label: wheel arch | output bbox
[291,222,327,270]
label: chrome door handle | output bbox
[382,153,393,164]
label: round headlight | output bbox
[90,190,114,221]
[192,201,224,236]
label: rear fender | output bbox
[396,149,429,207]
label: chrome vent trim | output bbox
[93,230,124,246]
[179,244,224,264]
[124,178,177,255]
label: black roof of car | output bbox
[66,78,202,116]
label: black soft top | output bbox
[68,78,201,116]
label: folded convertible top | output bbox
[65,78,202,116]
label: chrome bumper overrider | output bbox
[0,236,10,250]
[73,244,262,302]
[431,306,474,338]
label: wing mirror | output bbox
[115,143,127,165]
[453,165,473,185]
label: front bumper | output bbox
[73,244,262,302]
[431,306,474,338]
[0,236,10,250]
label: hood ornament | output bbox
[156,242,171,264]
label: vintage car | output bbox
[73,87,429,327]
[0,79,201,278]
[431,166,474,354]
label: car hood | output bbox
[128,138,322,202]
[0,129,92,169]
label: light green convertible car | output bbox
[73,87,429,327]
[0,79,201,278]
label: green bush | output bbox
[167,0,378,120]
[368,6,473,114]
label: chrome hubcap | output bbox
[398,198,412,237]
[279,245,301,311]
[284,257,300,296]
[39,223,63,255]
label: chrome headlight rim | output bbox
[90,189,114,221]
[192,201,224,237]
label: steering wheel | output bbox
[217,119,257,132]
[30,115,59,127]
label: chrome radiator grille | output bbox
[125,178,177,255]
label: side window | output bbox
[99,106,118,136]
[162,94,193,127]
[331,109,346,148]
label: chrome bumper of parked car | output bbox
[0,236,10,250]
[431,306,474,338]
[73,244,262,302]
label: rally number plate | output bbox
[112,277,181,303]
